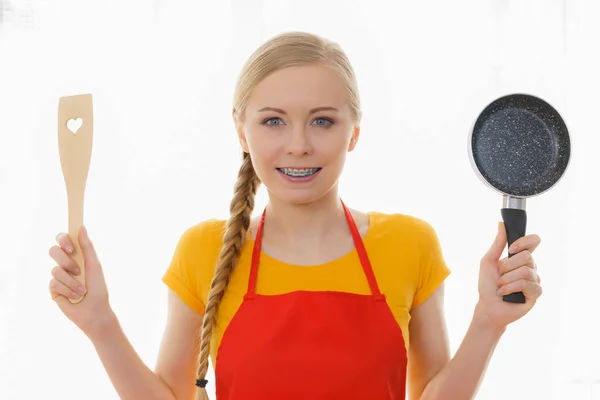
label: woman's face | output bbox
[238,64,360,205]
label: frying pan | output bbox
[468,93,571,303]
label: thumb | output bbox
[483,222,507,262]
[78,225,102,272]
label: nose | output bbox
[285,126,313,155]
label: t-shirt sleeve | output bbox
[161,219,224,315]
[411,218,451,308]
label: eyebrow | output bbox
[257,106,339,114]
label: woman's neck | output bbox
[260,188,350,251]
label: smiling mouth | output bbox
[276,167,322,177]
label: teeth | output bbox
[280,168,320,177]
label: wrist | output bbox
[85,309,120,343]
[473,302,506,339]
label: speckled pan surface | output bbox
[471,94,570,198]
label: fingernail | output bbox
[65,244,73,253]
[82,226,87,237]
[73,267,80,275]
[497,288,504,296]
[77,286,86,295]
[70,291,80,299]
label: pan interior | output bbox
[471,95,570,197]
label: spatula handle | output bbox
[67,191,86,304]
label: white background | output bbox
[1,0,598,399]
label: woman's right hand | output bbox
[48,226,115,339]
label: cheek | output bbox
[321,134,352,159]
[245,125,274,148]
[246,133,279,174]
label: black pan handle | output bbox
[500,208,527,303]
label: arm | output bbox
[407,284,505,400]
[406,283,450,399]
[155,289,205,400]
[89,289,203,400]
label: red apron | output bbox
[215,201,408,399]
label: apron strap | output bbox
[340,200,383,297]
[247,208,266,297]
[246,200,382,298]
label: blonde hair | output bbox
[194,31,362,399]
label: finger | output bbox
[498,250,535,275]
[48,245,81,276]
[49,277,83,301]
[55,232,74,254]
[497,278,542,299]
[522,281,543,300]
[51,265,87,297]
[483,222,507,263]
[508,234,541,255]
[497,265,538,287]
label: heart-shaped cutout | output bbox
[66,118,83,134]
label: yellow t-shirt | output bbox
[162,211,450,368]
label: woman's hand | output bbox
[475,222,543,330]
[48,226,116,339]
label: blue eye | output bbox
[263,117,284,126]
[313,117,333,126]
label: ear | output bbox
[236,121,250,153]
[348,125,361,152]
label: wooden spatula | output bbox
[57,94,93,304]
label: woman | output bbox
[48,31,542,400]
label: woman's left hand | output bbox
[475,221,543,330]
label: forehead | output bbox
[246,64,349,113]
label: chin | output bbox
[265,188,320,205]
[268,183,339,207]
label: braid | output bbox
[195,152,259,399]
